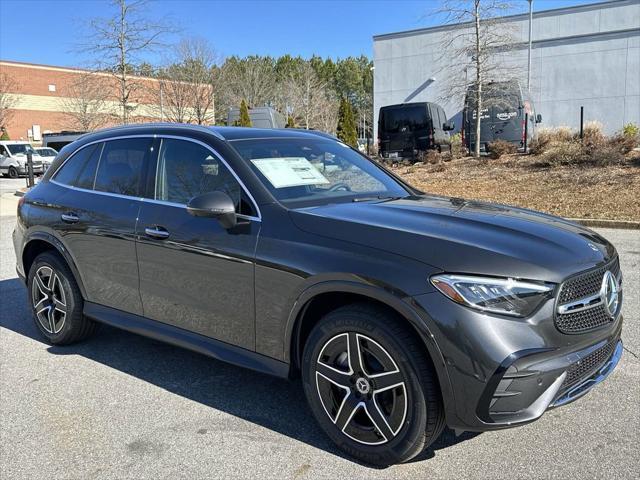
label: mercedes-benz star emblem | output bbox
[601,270,620,318]
[355,377,371,395]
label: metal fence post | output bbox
[580,106,584,139]
[26,152,35,188]
[524,113,529,153]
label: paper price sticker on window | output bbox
[251,157,330,188]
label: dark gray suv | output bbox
[12,124,623,466]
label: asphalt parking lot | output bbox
[1,180,638,479]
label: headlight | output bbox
[431,274,554,317]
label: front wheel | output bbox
[8,166,19,178]
[302,303,445,466]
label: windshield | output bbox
[231,137,409,206]
[6,144,39,156]
[37,148,57,156]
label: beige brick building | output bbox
[0,60,166,142]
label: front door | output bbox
[136,137,259,350]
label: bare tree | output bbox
[314,90,340,135]
[287,62,329,129]
[80,0,172,124]
[154,38,218,125]
[175,38,217,125]
[0,71,17,132]
[220,56,277,109]
[436,0,524,157]
[61,72,113,131]
[156,65,194,123]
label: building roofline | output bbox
[0,59,160,82]
[373,0,636,41]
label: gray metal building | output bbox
[373,0,640,138]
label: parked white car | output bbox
[0,141,44,177]
[34,147,59,169]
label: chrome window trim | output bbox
[49,133,262,221]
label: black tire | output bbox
[302,303,445,466]
[27,251,99,345]
[8,166,19,178]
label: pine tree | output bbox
[336,97,357,147]
[286,115,295,128]
[239,99,252,127]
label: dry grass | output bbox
[389,152,640,221]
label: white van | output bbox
[0,141,45,178]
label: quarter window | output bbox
[94,138,152,196]
[155,138,246,212]
[75,143,103,190]
[54,143,101,186]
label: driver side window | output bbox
[155,138,252,214]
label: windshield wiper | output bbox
[352,195,403,203]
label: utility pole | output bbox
[527,0,533,91]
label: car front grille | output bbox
[561,336,619,390]
[555,257,620,334]
[558,258,619,304]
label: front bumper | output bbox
[411,292,623,432]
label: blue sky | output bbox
[0,0,603,66]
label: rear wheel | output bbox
[302,303,445,466]
[27,252,99,345]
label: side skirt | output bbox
[84,302,290,379]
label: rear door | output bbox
[488,92,522,144]
[379,105,428,155]
[135,136,259,349]
[50,137,155,315]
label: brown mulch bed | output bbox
[388,154,640,221]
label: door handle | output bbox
[144,226,170,240]
[61,212,79,223]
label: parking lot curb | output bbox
[568,218,640,229]
[14,188,27,197]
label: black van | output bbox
[378,102,454,160]
[463,80,542,153]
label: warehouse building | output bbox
[0,60,165,142]
[373,0,640,138]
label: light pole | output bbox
[527,0,533,91]
[369,66,375,155]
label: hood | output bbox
[289,195,616,283]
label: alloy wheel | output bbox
[315,332,408,445]
[31,266,67,334]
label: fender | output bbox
[22,230,88,300]
[283,279,456,417]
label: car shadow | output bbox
[0,276,479,467]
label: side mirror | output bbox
[187,191,237,229]
[443,121,455,131]
[535,114,542,124]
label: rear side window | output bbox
[54,144,101,186]
[94,138,153,196]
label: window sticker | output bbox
[251,157,330,188]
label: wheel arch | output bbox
[285,281,455,412]
[22,233,87,299]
